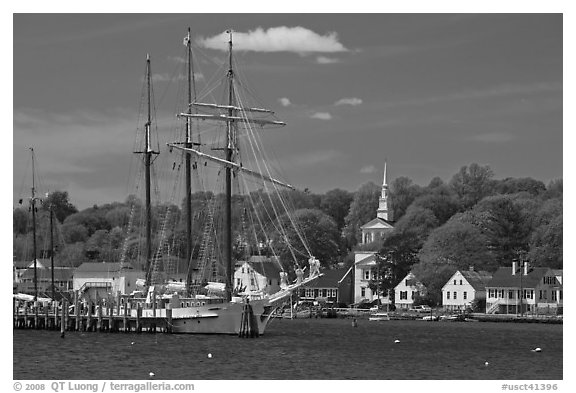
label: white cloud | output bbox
[197,26,348,53]
[335,97,363,106]
[316,56,340,64]
[310,112,332,120]
[360,165,376,174]
[279,97,292,107]
[150,73,203,83]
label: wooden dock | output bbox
[13,298,174,334]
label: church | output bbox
[352,163,395,304]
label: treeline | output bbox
[13,163,562,303]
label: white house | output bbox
[441,267,492,311]
[394,271,427,310]
[73,262,144,300]
[234,259,282,295]
[353,163,394,304]
[485,262,563,315]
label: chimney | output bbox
[512,261,517,275]
[523,261,529,275]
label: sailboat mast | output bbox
[50,205,55,301]
[225,30,234,301]
[30,148,38,301]
[144,54,153,286]
[185,28,194,293]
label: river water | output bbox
[13,318,562,380]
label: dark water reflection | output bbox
[13,318,562,380]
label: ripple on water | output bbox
[13,319,562,380]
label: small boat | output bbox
[369,312,390,321]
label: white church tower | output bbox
[352,162,395,304]
[377,162,389,221]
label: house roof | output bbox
[486,266,551,289]
[360,217,394,230]
[75,262,134,273]
[460,270,493,291]
[13,259,50,269]
[303,268,350,289]
[20,267,74,281]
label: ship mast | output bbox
[224,30,234,301]
[30,148,38,301]
[184,28,201,295]
[136,54,159,287]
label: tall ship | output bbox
[126,29,321,335]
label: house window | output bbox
[411,291,416,300]
[488,289,495,298]
[539,290,543,300]
[372,271,377,280]
[242,267,244,273]
[543,290,547,299]
[464,292,467,300]
[332,289,337,297]
[250,278,255,286]
[453,279,456,285]
[447,292,450,300]
[453,291,457,300]
[552,291,557,301]
[508,290,513,299]
[236,278,241,286]
[460,280,462,285]
[498,290,504,298]
[364,271,370,280]
[361,288,366,297]
[306,289,313,298]
[268,279,272,285]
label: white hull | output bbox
[170,299,274,335]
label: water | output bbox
[13,318,562,380]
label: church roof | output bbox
[360,217,394,230]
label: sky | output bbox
[12,12,564,210]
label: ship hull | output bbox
[168,299,274,335]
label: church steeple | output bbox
[377,161,389,221]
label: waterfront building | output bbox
[394,271,427,310]
[73,262,144,300]
[353,163,394,304]
[233,256,282,295]
[298,268,353,305]
[485,262,563,315]
[17,266,74,295]
[441,267,492,311]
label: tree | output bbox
[412,184,461,225]
[389,176,422,221]
[449,163,495,209]
[271,208,341,271]
[393,206,439,242]
[462,195,533,267]
[342,182,380,247]
[418,216,498,272]
[543,178,562,200]
[41,190,78,222]
[13,208,28,235]
[320,188,353,231]
[494,177,546,196]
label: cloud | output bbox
[335,97,363,106]
[150,73,203,83]
[279,97,292,107]
[310,112,332,120]
[360,165,377,174]
[197,26,348,53]
[470,133,515,143]
[316,56,340,64]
